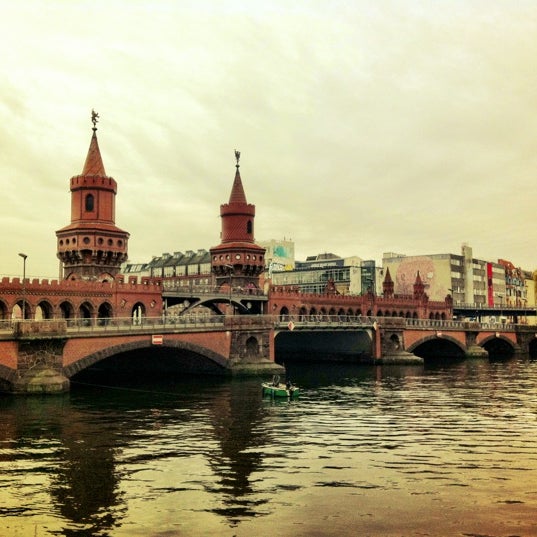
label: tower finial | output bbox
[234,149,241,168]
[91,109,100,131]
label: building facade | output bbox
[270,253,382,296]
[382,244,533,311]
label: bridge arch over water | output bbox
[480,334,517,358]
[274,328,374,362]
[64,339,231,381]
[407,334,467,360]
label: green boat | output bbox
[262,376,299,399]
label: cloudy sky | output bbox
[2,0,537,278]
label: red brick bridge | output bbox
[1,315,535,394]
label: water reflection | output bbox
[207,380,270,522]
[1,357,537,536]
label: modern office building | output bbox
[270,253,382,296]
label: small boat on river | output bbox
[262,375,300,399]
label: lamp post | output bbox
[18,253,27,320]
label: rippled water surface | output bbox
[2,358,537,536]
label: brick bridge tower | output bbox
[56,111,129,281]
[210,151,266,293]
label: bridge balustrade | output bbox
[0,314,520,338]
[404,318,515,331]
[454,302,533,311]
[274,314,378,329]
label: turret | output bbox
[210,151,266,291]
[56,111,129,281]
[383,267,394,298]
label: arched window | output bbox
[246,220,252,234]
[85,194,94,212]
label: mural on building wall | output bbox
[273,244,291,258]
[390,257,450,300]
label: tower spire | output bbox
[82,109,106,176]
[228,149,247,204]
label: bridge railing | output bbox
[0,314,522,337]
[64,315,228,333]
[453,302,534,311]
[273,315,378,329]
[404,318,516,331]
[0,316,228,336]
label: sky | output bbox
[2,0,537,279]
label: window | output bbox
[247,220,252,234]
[85,194,94,212]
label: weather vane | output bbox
[91,109,100,129]
[234,149,241,167]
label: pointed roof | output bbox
[383,267,393,283]
[228,165,247,204]
[82,128,107,176]
[414,270,423,285]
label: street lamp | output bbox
[18,253,27,320]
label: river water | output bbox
[2,357,537,537]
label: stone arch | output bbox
[329,307,337,317]
[246,336,259,357]
[59,301,75,320]
[299,306,307,320]
[79,302,94,324]
[132,302,146,324]
[480,334,516,358]
[36,300,54,320]
[377,310,384,317]
[407,334,466,358]
[63,339,230,378]
[0,300,8,320]
[13,300,31,320]
[390,333,401,350]
[279,306,290,320]
[97,302,113,325]
[309,307,317,317]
